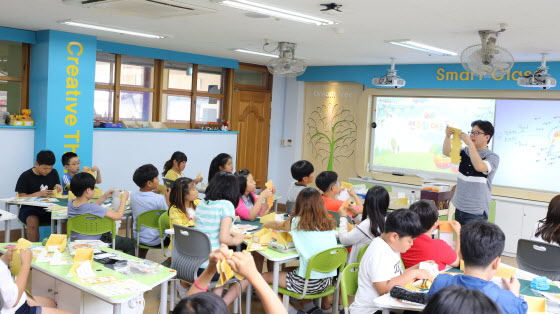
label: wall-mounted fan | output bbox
[460,23,514,78]
[266,42,307,77]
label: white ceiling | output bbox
[3,0,560,66]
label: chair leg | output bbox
[169,280,175,309]
[135,235,140,257]
[233,294,239,314]
[283,294,290,310]
[344,306,349,314]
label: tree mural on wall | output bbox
[306,103,358,170]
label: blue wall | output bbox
[298,62,558,90]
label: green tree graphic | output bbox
[306,103,357,170]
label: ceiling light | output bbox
[387,40,457,56]
[59,20,165,39]
[216,0,336,25]
[234,49,278,58]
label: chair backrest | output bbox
[159,211,170,238]
[300,246,347,297]
[357,243,370,263]
[137,210,166,232]
[162,178,175,189]
[171,224,212,282]
[340,263,359,308]
[516,239,560,281]
[285,201,296,215]
[327,210,340,225]
[67,214,116,239]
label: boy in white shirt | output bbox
[285,160,314,215]
[351,209,435,314]
[1,247,71,314]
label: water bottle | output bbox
[408,191,416,206]
[112,190,121,210]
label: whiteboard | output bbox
[492,99,560,192]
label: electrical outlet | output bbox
[280,139,285,146]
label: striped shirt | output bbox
[194,199,235,268]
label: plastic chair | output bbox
[357,243,370,263]
[159,211,170,246]
[134,210,168,257]
[340,263,359,314]
[327,210,341,224]
[285,201,296,215]
[67,214,116,248]
[516,239,560,281]
[277,246,348,313]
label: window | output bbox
[0,41,28,114]
[94,52,229,127]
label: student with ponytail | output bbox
[163,151,203,184]
[207,153,233,182]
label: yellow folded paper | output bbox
[460,260,464,271]
[45,234,67,252]
[85,170,96,179]
[341,182,353,189]
[68,190,76,200]
[259,212,276,223]
[10,238,33,276]
[196,172,202,179]
[449,127,462,165]
[347,222,355,231]
[70,248,94,277]
[265,180,274,208]
[495,266,516,279]
[253,228,273,244]
[275,232,293,246]
[93,187,103,199]
[51,189,63,198]
[216,250,244,287]
[524,296,546,313]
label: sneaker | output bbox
[161,260,171,268]
[176,282,189,299]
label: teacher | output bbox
[443,120,500,225]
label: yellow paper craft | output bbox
[259,212,276,223]
[68,190,76,200]
[276,232,293,246]
[85,170,96,178]
[265,180,274,208]
[93,187,103,199]
[460,260,465,271]
[10,238,33,276]
[70,248,94,277]
[347,222,355,231]
[45,234,67,252]
[495,266,516,279]
[342,197,351,209]
[216,250,244,287]
[51,188,63,198]
[449,127,462,165]
[253,228,273,244]
[341,182,353,189]
[438,221,454,233]
[524,296,546,313]
[196,172,202,179]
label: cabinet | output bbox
[32,269,82,313]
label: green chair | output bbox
[340,263,359,314]
[488,200,496,223]
[67,214,116,248]
[277,246,348,312]
[357,243,370,263]
[134,210,169,257]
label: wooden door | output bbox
[231,90,271,188]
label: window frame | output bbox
[0,42,30,113]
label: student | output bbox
[207,153,233,182]
[175,244,287,314]
[67,173,136,256]
[443,121,500,225]
[427,221,528,314]
[130,164,170,259]
[194,171,246,305]
[163,151,203,184]
[15,150,63,242]
[285,160,315,215]
[234,169,274,221]
[350,209,434,314]
[423,286,502,314]
[262,188,338,310]
[401,200,461,270]
[315,171,363,214]
[61,152,102,194]
[0,247,73,314]
[338,185,389,263]
[532,194,560,246]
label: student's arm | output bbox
[92,166,102,184]
[13,249,32,307]
[0,248,19,308]
[442,126,453,157]
[449,221,461,267]
[94,189,114,205]
[373,268,433,295]
[347,189,363,214]
[337,215,368,245]
[502,275,521,297]
[263,219,291,231]
[247,189,273,221]
[228,250,288,314]
[164,188,171,207]
[105,191,129,220]
[219,217,245,246]
[186,245,230,296]
[19,190,50,198]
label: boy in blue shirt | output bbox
[61,152,102,195]
[428,221,528,314]
[67,172,135,256]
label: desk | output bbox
[0,243,175,314]
[373,264,560,313]
[0,209,17,242]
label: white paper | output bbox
[490,276,506,289]
[36,249,50,263]
[398,192,406,199]
[337,189,351,202]
[76,261,96,278]
[419,261,439,277]
[50,250,65,266]
[47,245,59,252]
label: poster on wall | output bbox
[303,82,363,179]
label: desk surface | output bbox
[0,243,176,304]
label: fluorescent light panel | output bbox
[387,40,457,56]
[60,20,165,39]
[219,0,335,25]
[234,49,278,58]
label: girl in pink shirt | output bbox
[234,169,275,221]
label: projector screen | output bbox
[371,97,496,178]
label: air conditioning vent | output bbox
[62,0,217,18]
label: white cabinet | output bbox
[32,269,82,313]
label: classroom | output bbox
[1,1,560,313]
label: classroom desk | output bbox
[0,209,18,242]
[373,264,560,313]
[0,243,175,314]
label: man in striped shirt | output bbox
[443,120,500,225]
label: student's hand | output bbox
[259,188,274,199]
[193,177,203,184]
[414,269,435,281]
[232,232,246,243]
[338,205,348,217]
[227,251,258,280]
[38,190,50,197]
[102,189,115,199]
[207,244,230,272]
[165,188,171,197]
[82,166,91,173]
[445,126,454,137]
[450,221,461,234]
[459,132,473,146]
[0,247,15,264]
[502,275,521,297]
[54,184,63,193]
[120,191,130,202]
[347,188,358,197]
[20,249,33,266]
[347,202,358,216]
[91,166,100,172]
[410,260,436,269]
